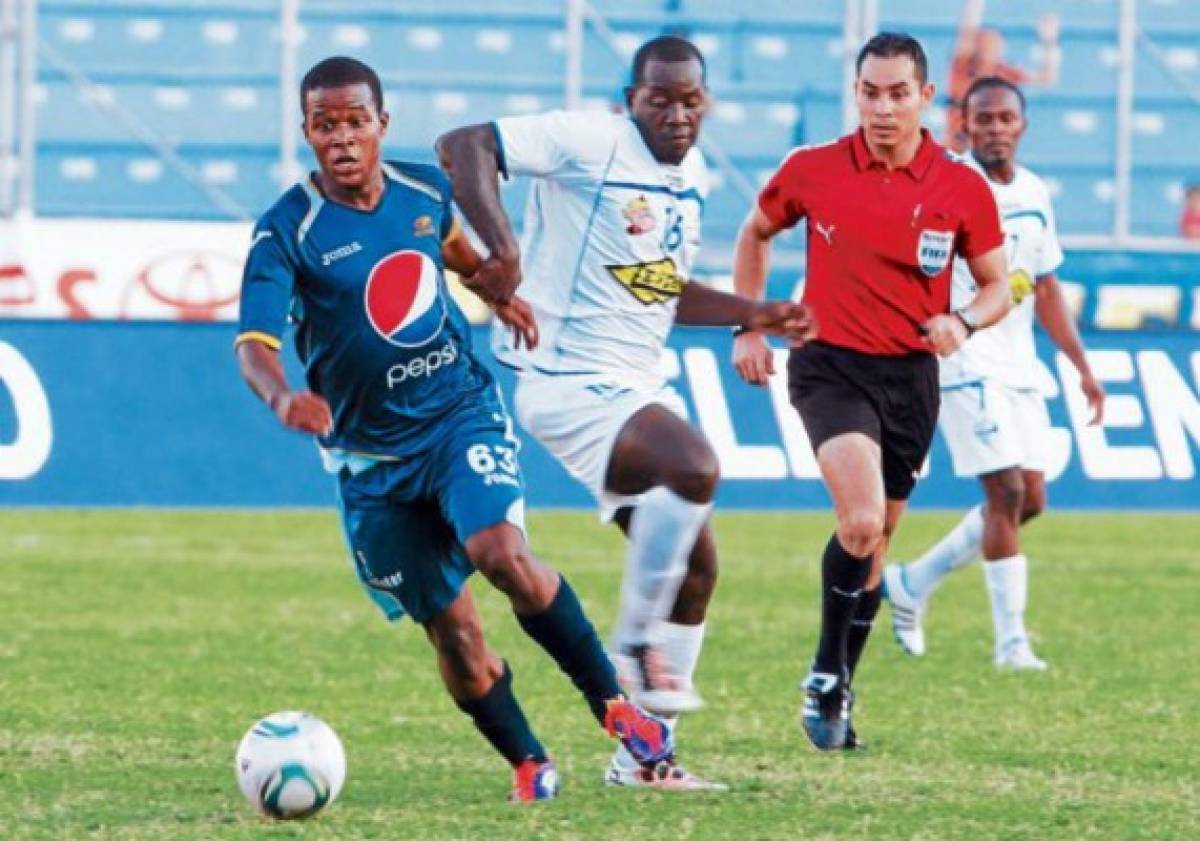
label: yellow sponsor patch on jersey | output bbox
[1008,268,1034,304]
[606,258,684,305]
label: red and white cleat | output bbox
[613,644,704,716]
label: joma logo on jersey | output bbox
[321,241,362,266]
[606,258,684,305]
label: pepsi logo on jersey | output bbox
[363,250,447,348]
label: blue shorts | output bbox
[337,405,526,624]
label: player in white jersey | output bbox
[437,36,813,789]
[883,77,1105,669]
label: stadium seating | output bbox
[24,0,1200,244]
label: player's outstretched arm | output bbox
[1035,274,1104,424]
[235,340,332,436]
[435,124,521,305]
[731,207,786,385]
[676,281,815,341]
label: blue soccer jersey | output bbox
[237,161,499,459]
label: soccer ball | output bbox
[235,711,346,820]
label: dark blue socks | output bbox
[516,576,621,725]
[455,663,546,766]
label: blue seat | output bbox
[1021,99,1116,168]
[582,24,661,87]
[37,143,279,220]
[1056,33,1119,97]
[736,26,843,90]
[703,98,800,158]
[383,85,545,151]
[660,24,735,84]
[1042,167,1116,235]
[1137,0,1200,29]
[299,14,564,85]
[696,175,749,241]
[38,78,279,147]
[1135,35,1200,98]
[878,0,963,27]
[41,4,278,78]
[1131,168,1193,237]
[879,0,1117,28]
[1131,102,1200,167]
[676,0,841,24]
[796,94,844,146]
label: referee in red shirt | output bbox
[732,33,1011,751]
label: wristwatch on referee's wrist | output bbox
[732,325,753,338]
[953,307,980,336]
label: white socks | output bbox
[900,508,1034,657]
[656,621,707,692]
[612,622,707,772]
[612,487,711,650]
[901,504,984,602]
[610,488,710,774]
[983,554,1029,653]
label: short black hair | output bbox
[300,56,383,115]
[630,35,706,86]
[962,75,1027,114]
[855,32,928,84]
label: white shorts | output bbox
[939,379,1051,478]
[513,372,688,522]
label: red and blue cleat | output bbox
[603,698,675,766]
[509,757,559,803]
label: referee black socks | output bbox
[813,534,873,678]
[846,585,883,684]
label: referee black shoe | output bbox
[842,688,865,751]
[799,671,849,751]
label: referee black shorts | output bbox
[787,340,939,501]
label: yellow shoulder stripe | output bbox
[442,217,463,245]
[234,331,282,351]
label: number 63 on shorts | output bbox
[466,442,520,487]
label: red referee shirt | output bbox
[758,128,1003,356]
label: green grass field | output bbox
[2,510,1198,839]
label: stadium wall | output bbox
[2,320,1198,509]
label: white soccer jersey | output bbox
[490,110,709,383]
[942,159,1064,389]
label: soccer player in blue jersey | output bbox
[235,57,676,802]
